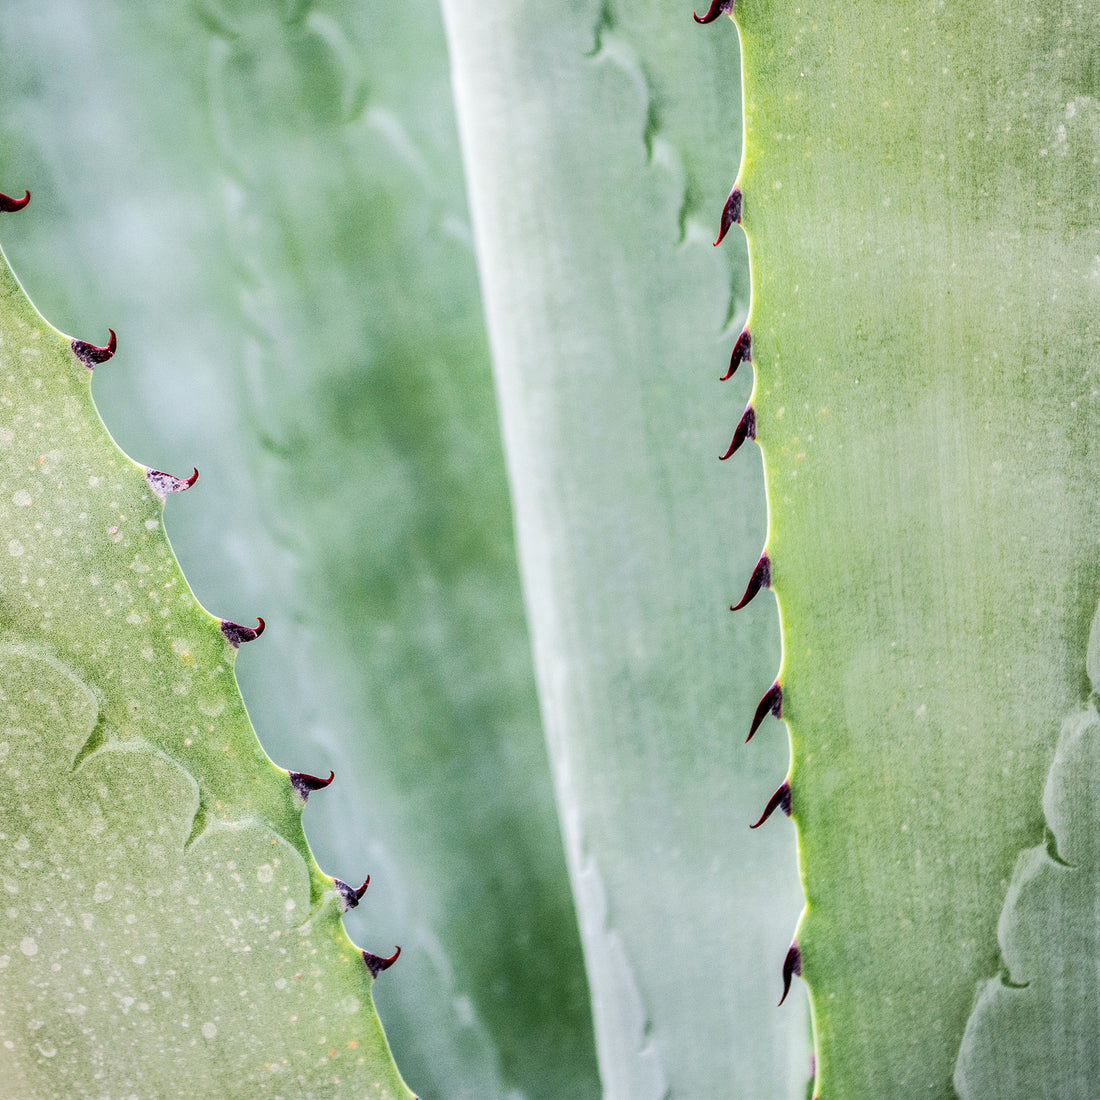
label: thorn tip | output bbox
[220,617,265,648]
[146,467,199,500]
[779,943,802,1005]
[363,945,401,978]
[731,553,770,610]
[0,190,30,212]
[693,0,734,23]
[289,769,335,801]
[713,186,742,246]
[719,406,756,460]
[747,681,783,743]
[72,328,117,369]
[720,330,752,381]
[750,781,792,828]
[335,876,370,910]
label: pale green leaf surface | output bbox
[736,0,1099,1093]
[0,3,598,1096]
[0,247,411,1098]
[442,1,809,1095]
[954,599,1100,1096]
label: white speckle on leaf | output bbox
[11,489,32,507]
[201,1022,217,1040]
[19,937,37,957]
[198,696,225,718]
[257,864,274,884]
[93,882,113,903]
[37,449,62,474]
[7,540,23,557]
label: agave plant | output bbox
[0,0,1096,1096]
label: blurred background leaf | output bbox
[441,1,809,1095]
[0,1,597,1096]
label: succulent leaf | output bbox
[441,0,810,1094]
[0,242,412,1096]
[955,599,1100,1095]
[735,0,1100,1092]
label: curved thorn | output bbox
[72,328,117,369]
[720,330,752,381]
[747,681,783,743]
[363,945,401,978]
[334,876,370,910]
[731,553,770,611]
[0,190,30,212]
[693,0,734,23]
[719,406,756,460]
[145,467,199,500]
[220,616,265,648]
[289,769,335,801]
[779,942,802,1006]
[713,186,742,246]
[750,781,792,828]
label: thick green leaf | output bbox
[954,600,1100,1096]
[0,2,598,1095]
[0,241,411,1097]
[735,0,1099,1092]
[442,1,809,1095]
